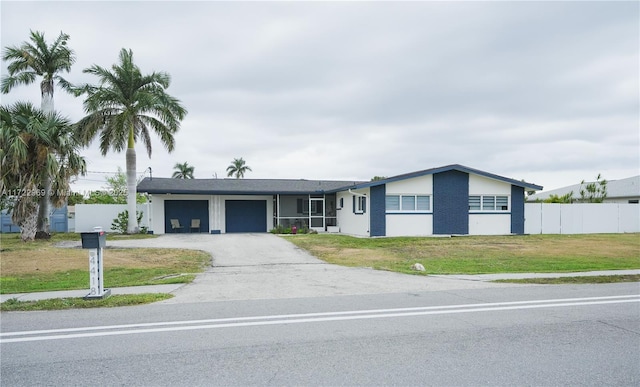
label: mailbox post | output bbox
[80,229,111,299]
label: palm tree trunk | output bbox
[36,79,55,237]
[126,126,138,234]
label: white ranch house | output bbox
[137,164,542,237]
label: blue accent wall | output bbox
[511,185,525,234]
[433,170,469,235]
[370,185,386,236]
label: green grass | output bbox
[0,232,210,294]
[0,270,197,294]
[494,274,640,284]
[285,233,640,275]
[0,293,173,311]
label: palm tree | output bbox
[0,102,85,241]
[1,30,76,236]
[75,48,187,233]
[172,162,195,179]
[226,157,252,179]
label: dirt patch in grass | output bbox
[1,247,206,276]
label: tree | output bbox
[0,102,85,241]
[370,176,387,181]
[1,30,76,236]
[580,174,607,203]
[226,157,252,179]
[75,48,187,233]
[543,192,574,203]
[172,162,194,179]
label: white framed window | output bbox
[386,195,431,212]
[353,195,366,214]
[469,195,509,211]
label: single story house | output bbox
[527,175,640,204]
[137,164,543,237]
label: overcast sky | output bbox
[1,1,638,194]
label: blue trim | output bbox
[511,185,525,234]
[469,212,511,215]
[210,230,221,234]
[433,170,469,235]
[370,185,386,236]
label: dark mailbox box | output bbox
[80,231,106,249]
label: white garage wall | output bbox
[469,175,511,195]
[386,175,432,194]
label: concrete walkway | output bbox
[2,234,639,304]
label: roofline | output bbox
[346,164,543,191]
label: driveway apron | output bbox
[108,234,512,303]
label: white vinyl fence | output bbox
[74,203,151,233]
[525,203,639,234]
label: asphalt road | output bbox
[2,283,639,386]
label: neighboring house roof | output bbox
[527,175,640,202]
[344,164,543,191]
[138,164,542,195]
[137,177,365,195]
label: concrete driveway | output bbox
[108,234,511,303]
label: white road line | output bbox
[1,295,638,344]
[2,294,636,338]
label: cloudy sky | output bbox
[1,1,638,195]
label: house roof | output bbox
[342,164,543,191]
[137,177,365,195]
[137,164,543,195]
[527,175,640,201]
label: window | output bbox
[386,195,431,212]
[353,195,366,214]
[469,195,509,211]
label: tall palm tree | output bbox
[226,157,252,179]
[75,48,187,233]
[1,30,76,236]
[0,102,85,241]
[172,162,195,179]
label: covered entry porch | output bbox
[274,194,338,232]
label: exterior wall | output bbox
[369,185,386,236]
[511,185,525,234]
[524,203,640,234]
[384,175,433,236]
[336,188,370,236]
[433,170,469,234]
[467,174,518,235]
[386,214,433,236]
[469,214,511,235]
[386,175,433,195]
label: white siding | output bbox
[336,189,370,236]
[386,214,432,236]
[386,175,433,195]
[469,174,511,195]
[468,214,511,235]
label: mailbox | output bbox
[80,231,106,249]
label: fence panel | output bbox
[75,204,150,232]
[524,203,639,234]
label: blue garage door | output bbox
[225,200,267,233]
[164,200,209,233]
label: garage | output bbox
[225,200,267,233]
[164,200,209,233]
